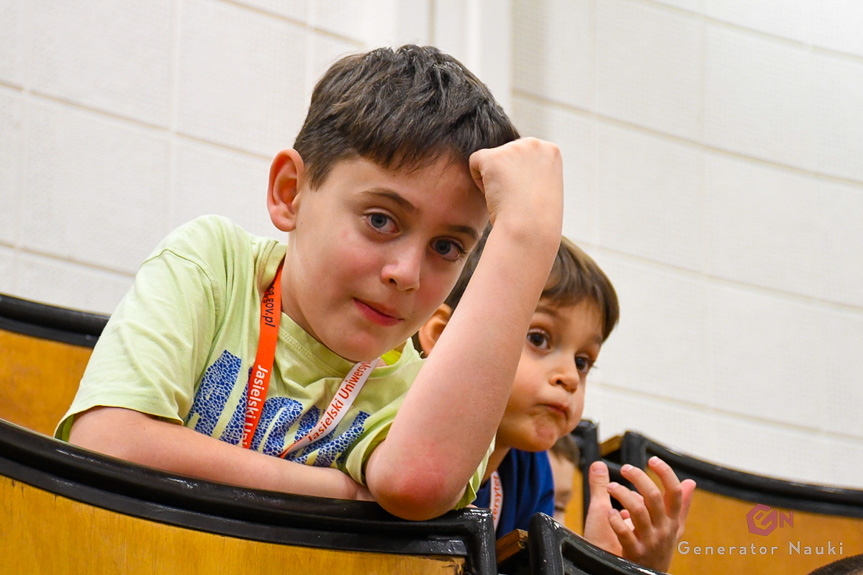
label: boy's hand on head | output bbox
[583,458,696,573]
[468,137,563,240]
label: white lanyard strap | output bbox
[279,359,378,457]
[489,470,503,531]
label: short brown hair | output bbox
[550,433,580,465]
[294,45,520,188]
[445,234,620,342]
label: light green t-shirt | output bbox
[57,215,485,507]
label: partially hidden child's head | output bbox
[418,234,619,452]
[549,433,580,524]
[269,45,519,363]
[294,44,519,189]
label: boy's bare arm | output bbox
[366,138,564,520]
[69,406,374,500]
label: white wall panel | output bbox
[809,54,863,182]
[705,413,833,486]
[821,184,863,309]
[583,385,715,460]
[511,97,597,245]
[14,253,131,315]
[706,284,828,427]
[595,0,703,140]
[232,0,307,21]
[0,0,28,87]
[703,154,825,298]
[595,124,704,271]
[30,0,173,127]
[704,25,811,168]
[594,256,712,408]
[177,0,308,155]
[827,435,863,489]
[820,310,863,438]
[705,0,809,43]
[171,141,275,239]
[21,101,170,274]
[809,0,863,58]
[0,90,23,246]
[650,0,703,13]
[512,0,593,110]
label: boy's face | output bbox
[281,155,488,362]
[548,451,576,524]
[496,298,603,453]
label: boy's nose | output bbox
[551,362,580,392]
[382,250,421,293]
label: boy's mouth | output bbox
[543,403,569,419]
[354,299,402,327]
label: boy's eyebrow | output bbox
[363,188,418,213]
[535,302,605,345]
[361,188,480,241]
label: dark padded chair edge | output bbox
[621,431,863,518]
[0,293,108,347]
[527,512,666,575]
[0,420,497,574]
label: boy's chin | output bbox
[328,339,407,364]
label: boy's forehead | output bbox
[535,299,604,340]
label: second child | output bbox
[416,235,695,571]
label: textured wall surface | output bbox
[2,0,861,489]
[512,0,863,488]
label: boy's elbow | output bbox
[369,466,465,521]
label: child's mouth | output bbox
[544,403,569,418]
[354,299,402,327]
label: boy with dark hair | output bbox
[549,433,579,523]
[57,45,564,521]
[417,236,695,571]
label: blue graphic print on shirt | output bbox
[186,349,242,437]
[186,350,369,466]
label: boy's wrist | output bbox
[486,216,562,257]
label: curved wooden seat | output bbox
[0,293,108,435]
[0,418,497,574]
[616,431,863,575]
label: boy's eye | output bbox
[430,238,464,261]
[575,356,594,376]
[365,212,397,233]
[526,330,550,349]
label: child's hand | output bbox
[468,137,563,239]
[582,457,696,573]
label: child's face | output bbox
[496,298,603,453]
[282,155,488,362]
[548,451,576,524]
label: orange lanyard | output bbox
[241,264,283,449]
[241,264,379,457]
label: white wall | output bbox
[511,0,863,489]
[2,0,861,490]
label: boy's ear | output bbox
[416,304,453,356]
[268,149,306,232]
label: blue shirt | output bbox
[474,449,555,537]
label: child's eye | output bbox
[430,238,464,262]
[575,356,594,376]
[365,212,397,234]
[526,330,550,350]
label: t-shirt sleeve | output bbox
[456,439,494,509]
[56,224,224,439]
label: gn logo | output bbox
[746,504,794,536]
